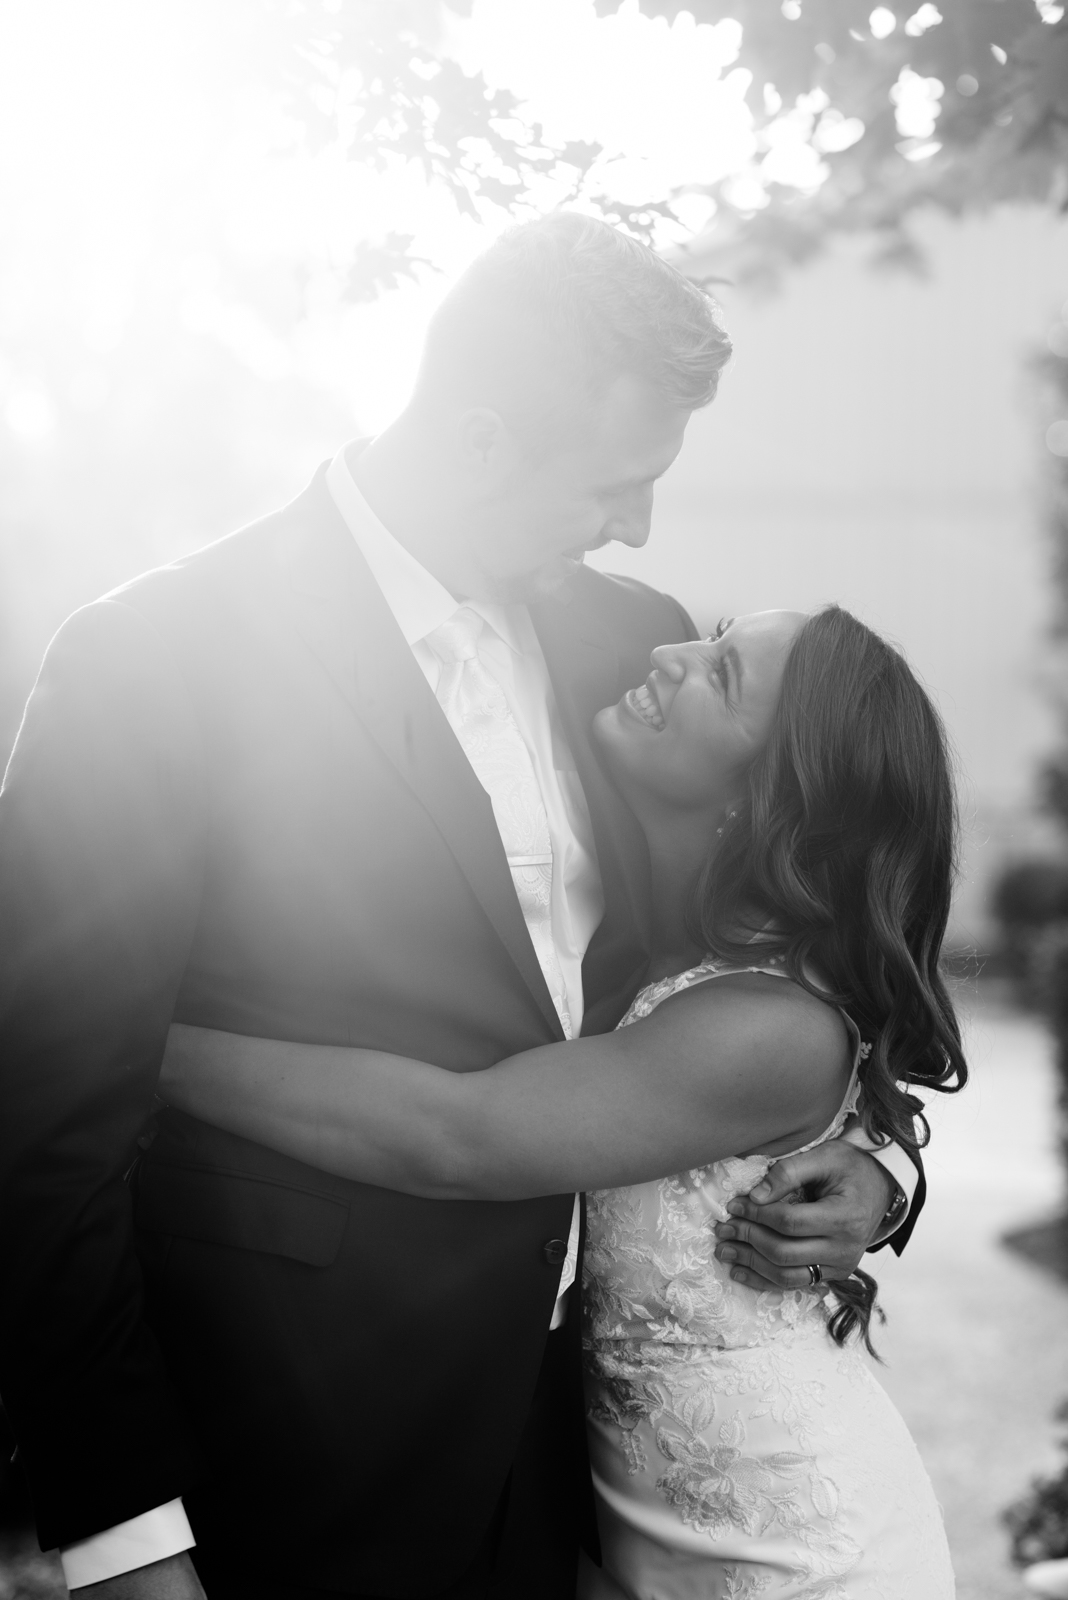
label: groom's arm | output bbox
[840,1128,922,1250]
[0,598,206,1559]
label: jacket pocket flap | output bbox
[135,1162,348,1267]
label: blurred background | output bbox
[1,2,1067,1596]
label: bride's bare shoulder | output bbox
[635,967,851,1082]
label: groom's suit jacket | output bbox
[0,463,699,1592]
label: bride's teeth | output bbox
[631,685,664,730]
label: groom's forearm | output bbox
[840,1123,920,1243]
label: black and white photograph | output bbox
[1,3,1068,1597]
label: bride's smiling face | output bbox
[594,611,809,816]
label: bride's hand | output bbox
[711,1140,895,1292]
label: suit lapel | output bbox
[276,467,564,1040]
[530,579,653,1032]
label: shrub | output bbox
[1005,1403,1068,1567]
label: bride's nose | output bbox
[650,642,691,682]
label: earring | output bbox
[715,809,738,839]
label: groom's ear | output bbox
[457,407,514,475]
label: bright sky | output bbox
[0,0,838,440]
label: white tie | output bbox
[426,607,572,1039]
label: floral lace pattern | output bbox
[578,958,955,1600]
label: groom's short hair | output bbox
[411,212,731,450]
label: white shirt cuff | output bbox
[549,1193,582,1330]
[840,1126,919,1239]
[60,1498,195,1590]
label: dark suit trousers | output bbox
[190,1326,585,1600]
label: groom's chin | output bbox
[509,554,586,605]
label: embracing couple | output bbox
[0,214,963,1599]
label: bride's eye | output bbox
[714,617,732,641]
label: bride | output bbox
[161,603,963,1597]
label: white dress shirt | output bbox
[63,444,916,1585]
[327,446,605,1046]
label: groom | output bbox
[0,215,920,1600]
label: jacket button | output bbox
[543,1238,568,1266]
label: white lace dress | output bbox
[579,958,955,1600]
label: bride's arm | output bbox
[160,977,849,1200]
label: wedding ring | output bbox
[807,1264,824,1287]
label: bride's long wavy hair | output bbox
[687,605,968,1351]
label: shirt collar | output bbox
[326,441,528,655]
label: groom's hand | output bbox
[77,1554,206,1600]
[712,1140,895,1293]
